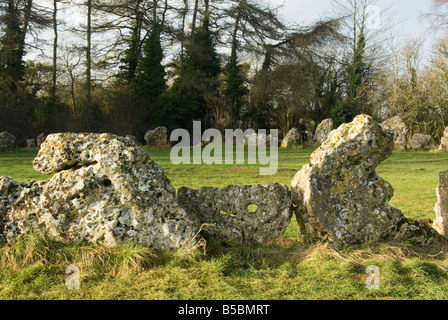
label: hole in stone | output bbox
[220,210,236,217]
[101,179,112,188]
[247,204,258,213]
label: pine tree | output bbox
[0,0,25,86]
[224,47,248,123]
[135,24,166,105]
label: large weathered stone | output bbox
[281,128,301,148]
[0,132,16,151]
[439,127,448,151]
[291,114,442,247]
[177,183,293,246]
[410,134,435,150]
[314,118,334,145]
[144,127,167,147]
[433,171,448,235]
[380,116,410,150]
[1,133,200,252]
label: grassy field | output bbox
[1,146,448,300]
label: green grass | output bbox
[1,146,448,300]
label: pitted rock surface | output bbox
[292,114,443,247]
[2,133,200,251]
[177,183,293,245]
[380,116,410,150]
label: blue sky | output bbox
[272,0,440,62]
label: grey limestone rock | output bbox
[144,127,168,147]
[433,170,448,235]
[291,114,443,247]
[380,116,410,150]
[178,183,293,246]
[2,133,200,252]
[439,127,448,151]
[281,128,301,148]
[410,134,435,150]
[0,132,16,151]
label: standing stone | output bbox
[291,114,443,247]
[178,183,293,246]
[433,171,448,235]
[36,133,47,147]
[314,119,334,145]
[144,127,167,147]
[281,128,301,148]
[2,133,200,252]
[0,132,16,151]
[410,134,435,150]
[380,116,410,150]
[439,127,448,151]
[26,139,37,148]
[244,132,273,146]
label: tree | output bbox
[134,23,166,128]
[220,0,286,125]
[0,0,25,88]
[329,0,387,125]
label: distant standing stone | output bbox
[36,133,47,147]
[281,128,301,148]
[433,170,448,235]
[410,134,435,150]
[27,139,37,148]
[0,132,16,151]
[380,116,410,150]
[439,127,448,151]
[314,119,334,145]
[144,127,168,147]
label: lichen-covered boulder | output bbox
[291,114,443,247]
[380,116,410,150]
[410,134,435,150]
[0,132,16,151]
[144,127,167,147]
[2,133,200,251]
[281,128,301,148]
[439,127,448,151]
[433,170,448,235]
[177,183,293,246]
[314,119,334,145]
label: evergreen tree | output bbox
[0,0,25,87]
[224,47,248,124]
[331,27,368,125]
[135,24,166,106]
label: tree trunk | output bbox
[51,0,58,103]
[86,0,92,108]
[191,0,199,41]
